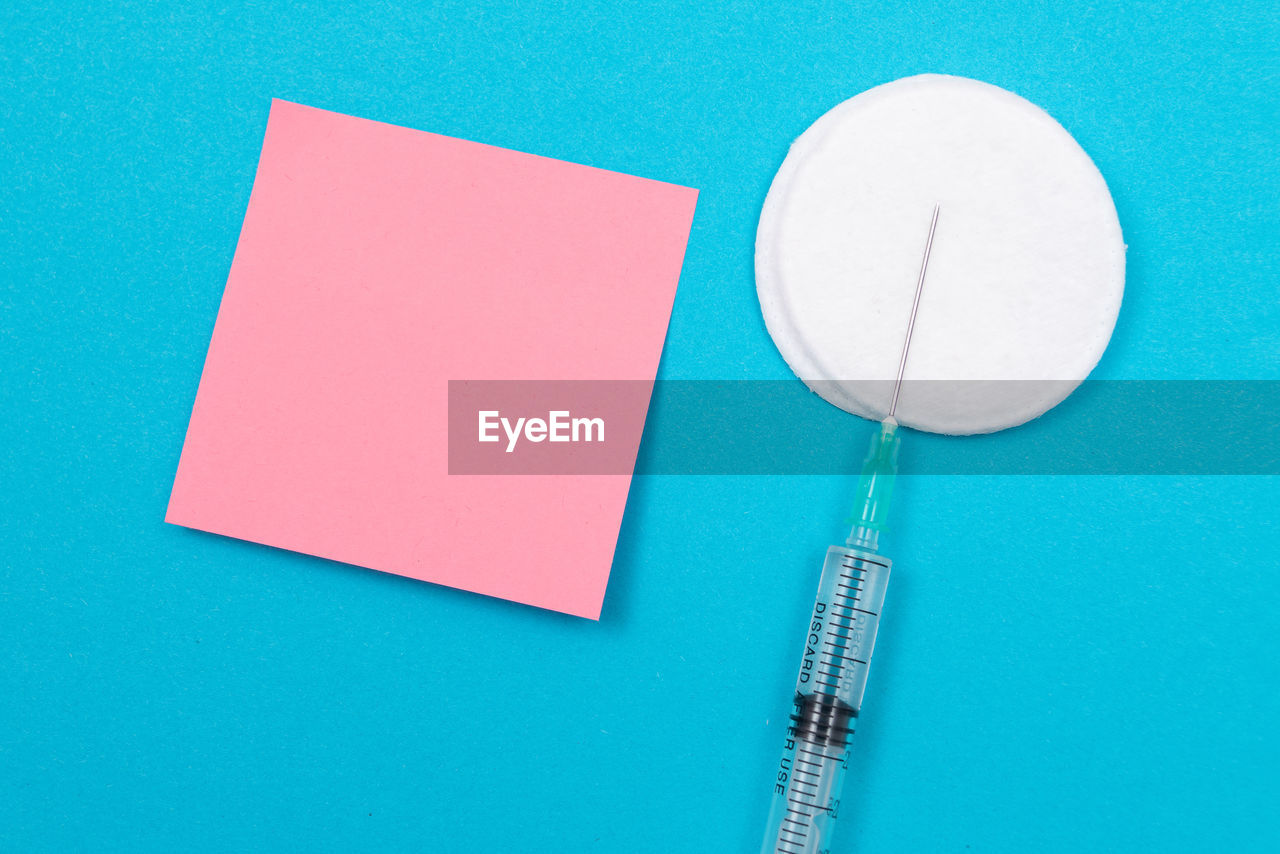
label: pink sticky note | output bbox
[166,100,697,619]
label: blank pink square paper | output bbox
[166,100,697,619]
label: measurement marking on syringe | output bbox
[790,785,819,800]
[841,555,888,568]
[798,745,844,762]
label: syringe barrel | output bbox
[761,545,891,854]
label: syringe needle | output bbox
[849,204,939,551]
[888,203,941,421]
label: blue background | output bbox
[3,1,1277,851]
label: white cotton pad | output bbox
[756,74,1125,435]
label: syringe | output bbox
[760,204,939,854]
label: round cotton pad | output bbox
[756,74,1125,434]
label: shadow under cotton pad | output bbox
[755,74,1125,435]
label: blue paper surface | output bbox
[2,1,1277,851]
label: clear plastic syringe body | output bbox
[760,421,899,854]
